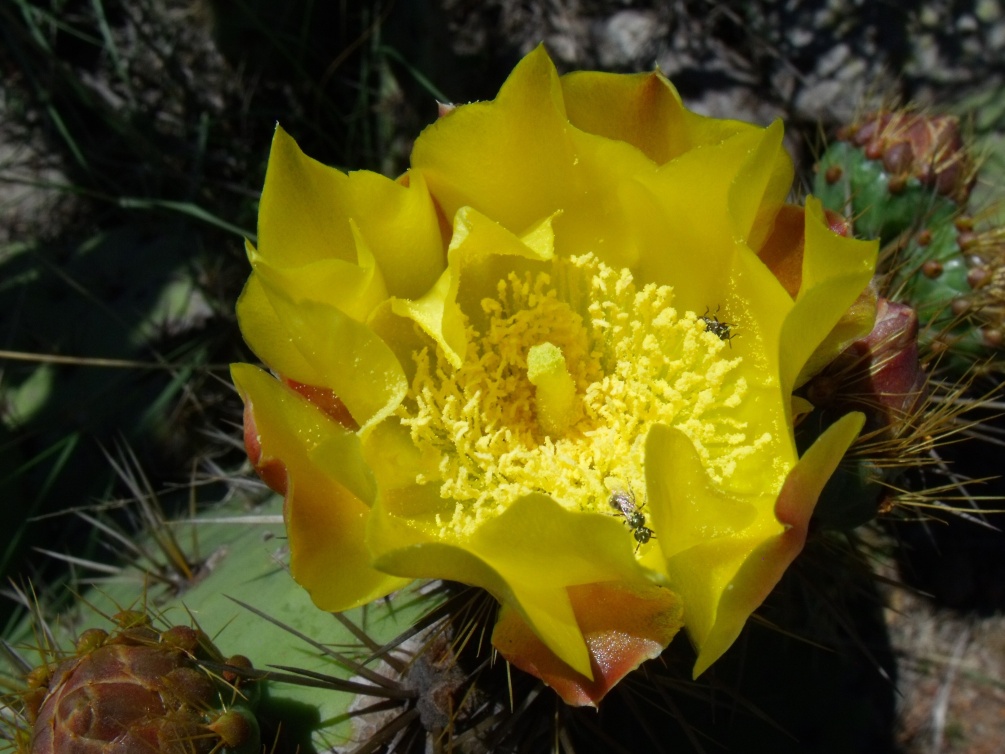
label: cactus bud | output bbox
[815,111,976,243]
[848,112,974,204]
[74,629,108,655]
[22,618,261,754]
[807,298,926,436]
[802,298,927,529]
[206,706,260,753]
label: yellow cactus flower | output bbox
[232,46,876,706]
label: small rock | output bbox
[788,28,814,48]
[815,43,850,78]
[989,22,1005,50]
[919,5,942,27]
[546,33,581,65]
[957,13,979,32]
[975,0,1002,22]
[595,10,663,68]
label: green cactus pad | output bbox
[814,140,951,244]
[2,494,443,753]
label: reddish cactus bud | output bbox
[74,629,108,655]
[160,625,200,653]
[222,654,254,685]
[824,209,852,238]
[882,141,914,175]
[852,111,975,204]
[24,617,260,754]
[806,298,926,434]
[852,119,878,145]
[164,666,218,707]
[207,707,259,749]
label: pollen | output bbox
[397,254,764,540]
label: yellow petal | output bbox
[632,123,792,314]
[646,412,864,678]
[787,197,879,387]
[754,203,805,297]
[367,503,589,677]
[390,207,555,368]
[552,128,658,269]
[369,492,663,678]
[623,125,797,464]
[560,69,687,164]
[362,416,441,492]
[249,277,407,430]
[346,169,446,299]
[560,65,778,165]
[250,222,388,324]
[727,120,794,252]
[236,272,325,387]
[411,46,575,233]
[416,47,674,273]
[260,126,445,299]
[260,126,356,267]
[691,409,865,676]
[646,423,774,568]
[231,363,409,610]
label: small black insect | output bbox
[699,306,735,346]
[609,490,655,552]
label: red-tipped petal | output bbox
[242,398,288,495]
[492,581,682,707]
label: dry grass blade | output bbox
[101,440,197,583]
[0,348,230,371]
[30,549,121,576]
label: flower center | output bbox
[398,254,764,539]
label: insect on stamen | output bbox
[699,306,736,347]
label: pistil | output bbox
[527,342,579,436]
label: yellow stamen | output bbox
[397,254,766,541]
